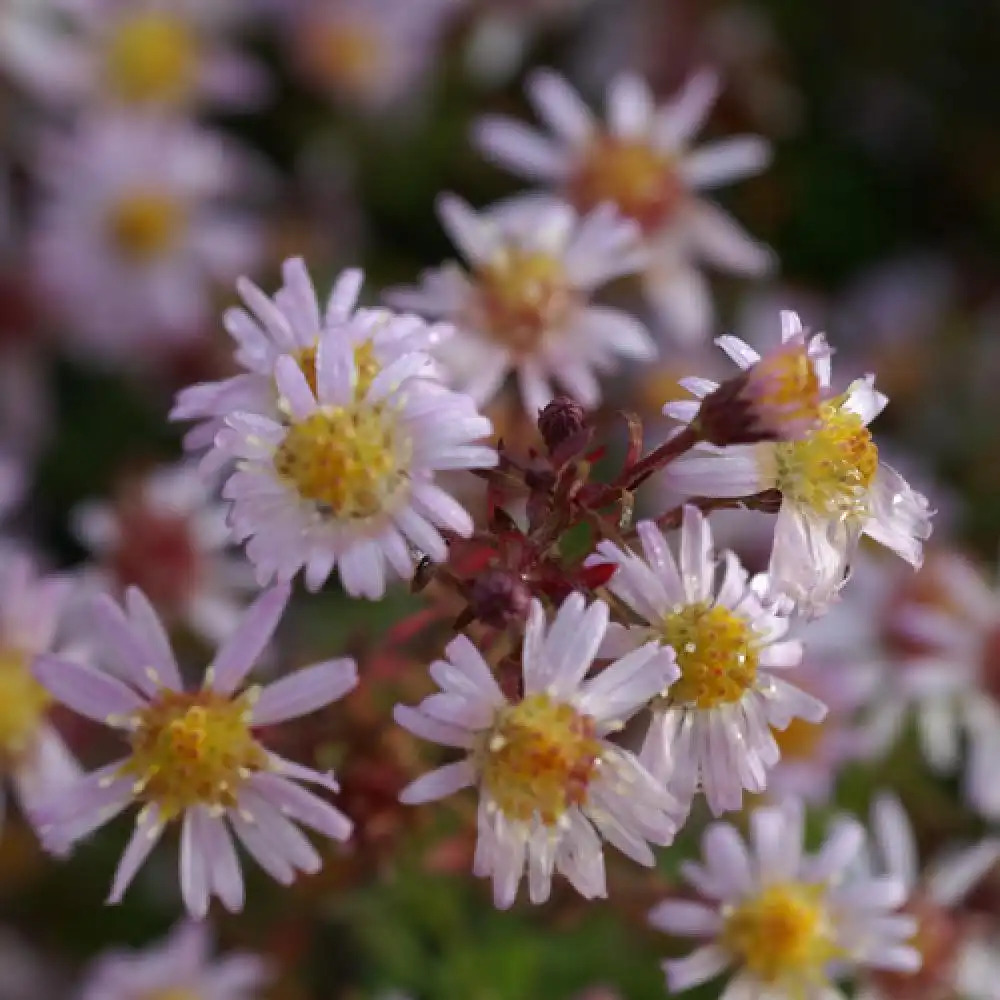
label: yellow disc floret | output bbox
[123,689,266,821]
[275,405,410,520]
[480,693,602,826]
[569,137,682,232]
[774,400,879,518]
[293,341,381,401]
[104,12,198,105]
[0,649,51,765]
[661,603,759,709]
[723,882,839,987]
[473,250,575,355]
[107,192,184,262]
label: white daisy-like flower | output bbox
[666,310,933,615]
[213,326,497,599]
[473,68,773,343]
[395,593,681,908]
[72,463,253,645]
[1,0,268,112]
[30,114,263,364]
[386,194,655,415]
[172,258,450,461]
[856,793,1000,1000]
[650,800,921,999]
[591,505,825,819]
[885,552,1000,821]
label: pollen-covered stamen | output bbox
[103,12,199,105]
[659,603,759,709]
[107,192,185,262]
[292,341,381,401]
[274,405,411,520]
[742,339,821,438]
[123,689,266,821]
[0,648,51,764]
[568,137,683,232]
[472,250,576,355]
[774,400,879,518]
[479,693,602,826]
[722,882,839,985]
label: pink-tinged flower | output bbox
[213,328,496,599]
[473,68,773,343]
[171,258,450,461]
[395,593,680,908]
[79,919,269,1000]
[0,453,26,526]
[33,584,357,918]
[30,114,263,365]
[856,794,1000,1000]
[649,801,921,998]
[1,0,268,112]
[386,195,655,415]
[666,312,932,616]
[591,506,823,820]
[73,463,253,645]
[276,0,460,113]
[0,556,79,844]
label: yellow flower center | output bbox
[0,648,50,765]
[300,20,382,97]
[772,717,823,760]
[123,690,267,821]
[104,12,199,105]
[568,137,683,232]
[274,405,410,520]
[723,882,839,987]
[774,401,879,517]
[660,603,759,709]
[107,192,185,262]
[473,250,576,356]
[293,341,381,402]
[479,693,602,826]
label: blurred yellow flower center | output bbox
[293,341,381,401]
[144,991,201,1000]
[0,648,50,764]
[569,137,682,232]
[275,405,409,520]
[745,344,821,434]
[661,603,758,708]
[772,717,823,760]
[108,193,184,262]
[104,12,198,105]
[723,882,838,985]
[302,20,382,96]
[123,690,266,821]
[774,400,878,517]
[474,250,575,355]
[480,693,602,826]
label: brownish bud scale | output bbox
[537,395,589,462]
[469,568,532,629]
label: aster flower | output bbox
[649,800,921,998]
[33,584,357,917]
[73,463,253,645]
[395,593,680,908]
[666,311,932,615]
[855,793,1000,1000]
[277,0,460,113]
[0,556,79,843]
[171,257,450,460]
[1,0,268,112]
[591,505,823,819]
[213,325,496,599]
[30,114,263,364]
[386,194,655,415]
[78,919,269,1000]
[473,68,772,343]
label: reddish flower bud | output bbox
[469,568,532,628]
[537,395,588,459]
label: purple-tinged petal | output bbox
[237,788,321,875]
[252,659,357,727]
[180,807,210,919]
[204,815,244,913]
[34,655,145,726]
[248,772,352,842]
[229,809,295,885]
[124,588,183,692]
[399,761,475,805]
[209,584,291,695]
[108,806,164,905]
[266,754,339,793]
[90,593,160,697]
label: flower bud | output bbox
[537,395,588,460]
[469,568,532,629]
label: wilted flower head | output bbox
[474,69,772,342]
[395,593,680,908]
[34,585,357,918]
[387,194,655,415]
[78,919,269,1000]
[73,463,253,645]
[667,312,932,615]
[31,114,263,364]
[592,506,822,819]
[650,801,921,998]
